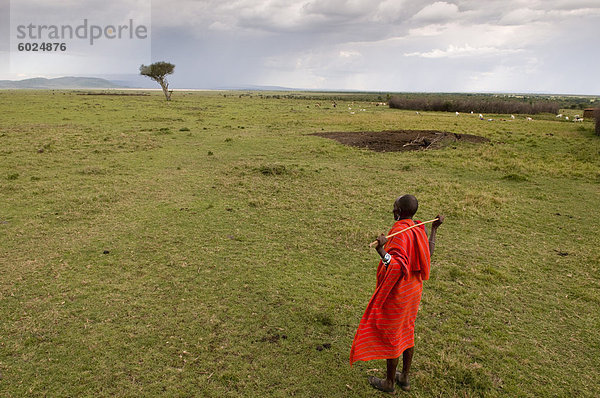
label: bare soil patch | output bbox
[313,130,488,152]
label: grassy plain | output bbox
[1,90,599,397]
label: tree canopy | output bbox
[140,62,175,80]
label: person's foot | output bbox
[368,375,395,393]
[395,372,410,392]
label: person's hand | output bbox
[375,234,388,249]
[432,215,445,229]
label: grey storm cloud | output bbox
[2,0,600,93]
[150,0,599,34]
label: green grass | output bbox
[1,90,599,397]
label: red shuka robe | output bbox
[350,219,431,365]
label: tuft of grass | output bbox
[255,164,289,175]
[154,127,172,135]
[448,266,464,281]
[314,313,334,327]
[450,365,494,392]
[502,173,529,182]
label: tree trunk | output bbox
[159,79,171,101]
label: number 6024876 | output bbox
[17,42,67,51]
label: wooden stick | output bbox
[369,218,439,248]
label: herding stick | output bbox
[369,218,439,248]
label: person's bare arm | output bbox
[428,215,444,256]
[375,234,388,260]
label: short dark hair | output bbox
[395,194,418,218]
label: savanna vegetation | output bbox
[1,90,599,397]
[388,95,560,115]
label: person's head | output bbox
[393,194,418,220]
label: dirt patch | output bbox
[254,331,288,344]
[313,130,489,152]
[316,343,332,351]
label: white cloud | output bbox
[208,21,230,31]
[407,23,453,37]
[543,0,600,11]
[404,44,524,58]
[499,8,547,25]
[412,2,460,22]
[371,0,410,23]
[339,50,361,58]
[546,7,600,18]
[303,0,375,19]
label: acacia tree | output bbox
[140,62,175,101]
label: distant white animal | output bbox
[456,112,459,116]
[526,117,533,121]
[350,111,355,115]
[470,111,474,114]
[416,111,420,115]
[479,114,484,120]
[511,115,515,119]
[565,116,569,120]
[574,117,584,122]
[556,114,562,118]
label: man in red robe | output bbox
[350,194,444,393]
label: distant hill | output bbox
[0,77,126,89]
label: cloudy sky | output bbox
[1,0,599,93]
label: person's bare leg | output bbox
[396,347,413,391]
[386,357,399,389]
[402,347,413,375]
[368,357,398,392]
